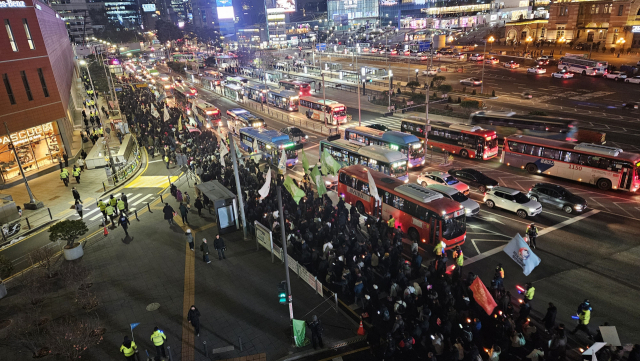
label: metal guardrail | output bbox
[0,207,54,248]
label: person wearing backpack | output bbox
[307,315,324,349]
[510,330,527,358]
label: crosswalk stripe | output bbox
[126,194,143,202]
[83,207,102,216]
[89,213,104,221]
[132,194,154,206]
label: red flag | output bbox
[470,277,497,315]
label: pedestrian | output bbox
[121,192,128,212]
[307,315,324,349]
[179,202,189,225]
[63,151,68,167]
[72,165,81,183]
[187,305,201,336]
[526,223,538,248]
[571,300,593,339]
[184,191,191,207]
[163,203,175,226]
[185,229,194,251]
[176,189,183,203]
[75,200,83,219]
[200,238,211,263]
[194,197,203,216]
[524,282,535,302]
[150,326,166,360]
[109,195,118,215]
[117,197,126,215]
[106,203,116,226]
[213,234,226,260]
[72,187,82,203]
[164,154,170,169]
[60,168,69,187]
[97,199,107,222]
[118,213,131,236]
[542,302,557,332]
[119,336,137,360]
[628,344,640,361]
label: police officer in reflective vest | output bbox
[150,326,167,360]
[109,195,118,215]
[97,199,107,221]
[72,165,81,184]
[59,168,69,186]
[452,245,464,274]
[524,282,535,302]
[105,203,116,226]
[119,336,137,360]
[526,223,539,249]
[117,198,126,215]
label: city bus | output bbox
[344,127,425,168]
[468,111,606,144]
[502,135,640,191]
[226,76,249,86]
[172,52,196,62]
[267,89,299,111]
[299,96,348,125]
[174,85,198,114]
[320,138,408,181]
[226,108,265,129]
[558,55,608,76]
[278,79,312,96]
[156,80,174,98]
[401,118,498,160]
[223,83,244,102]
[238,127,303,168]
[338,165,467,247]
[192,99,221,128]
[245,82,270,103]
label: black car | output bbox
[281,126,308,143]
[527,183,587,214]
[447,168,499,193]
[366,124,391,132]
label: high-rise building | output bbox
[102,0,141,28]
[0,0,79,183]
[50,0,95,44]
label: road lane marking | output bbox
[471,240,480,255]
[132,194,154,206]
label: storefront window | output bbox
[0,122,62,182]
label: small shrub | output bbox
[438,84,453,94]
[397,88,401,95]
[461,100,482,109]
[610,47,615,53]
[430,80,435,88]
[0,254,13,279]
[448,96,453,103]
[462,86,467,93]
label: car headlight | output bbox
[325,181,331,185]
[486,185,494,189]
[574,205,583,211]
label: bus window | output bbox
[525,145,543,157]
[542,147,560,160]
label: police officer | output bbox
[109,195,118,215]
[72,165,81,183]
[150,326,166,360]
[164,154,170,169]
[527,223,539,249]
[524,282,535,302]
[387,215,396,237]
[121,192,129,212]
[59,168,69,187]
[571,300,593,339]
[119,336,137,360]
[97,199,107,222]
[453,245,464,273]
[117,197,126,215]
[106,202,116,226]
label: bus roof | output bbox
[322,139,407,163]
[505,135,640,162]
[269,89,299,97]
[240,127,292,145]
[341,165,462,214]
[472,111,577,125]
[300,96,344,107]
[349,126,421,144]
[224,83,243,91]
[228,108,249,115]
[174,85,196,95]
[429,121,494,135]
[193,99,217,109]
[245,82,271,91]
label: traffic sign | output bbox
[115,87,123,92]
[136,84,148,88]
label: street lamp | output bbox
[488,35,495,51]
[481,36,494,94]
[558,37,566,55]
[525,36,532,54]
[415,68,419,82]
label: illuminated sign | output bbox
[216,0,235,19]
[267,0,296,13]
[2,123,54,146]
[142,3,156,12]
[0,0,26,7]
[632,26,640,33]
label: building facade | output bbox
[0,0,77,183]
[103,0,141,28]
[50,0,95,44]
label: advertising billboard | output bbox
[333,13,348,26]
[141,3,156,12]
[266,0,296,13]
[216,0,235,20]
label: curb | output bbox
[273,336,366,361]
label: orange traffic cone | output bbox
[103,226,109,236]
[357,318,365,336]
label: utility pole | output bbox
[481,40,487,94]
[222,116,248,240]
[277,184,295,345]
[322,73,327,127]
[357,54,361,126]
[424,36,434,152]
[4,122,43,209]
[388,65,392,112]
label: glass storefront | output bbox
[328,0,379,29]
[0,122,64,182]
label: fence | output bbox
[0,207,54,248]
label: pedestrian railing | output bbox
[0,207,54,248]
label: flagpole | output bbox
[277,184,295,346]
[222,116,248,240]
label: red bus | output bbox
[174,85,198,114]
[401,118,499,160]
[338,165,466,248]
[279,79,312,96]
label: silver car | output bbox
[427,184,480,216]
[483,186,542,218]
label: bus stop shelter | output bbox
[196,180,238,235]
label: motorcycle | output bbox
[2,220,21,238]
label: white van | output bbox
[426,184,480,217]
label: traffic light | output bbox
[278,281,287,304]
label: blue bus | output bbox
[244,82,271,103]
[344,126,425,168]
[226,108,265,128]
[238,127,303,168]
[267,88,299,112]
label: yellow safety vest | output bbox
[120,341,137,356]
[98,201,106,211]
[150,330,166,346]
[60,170,69,179]
[117,200,125,210]
[109,198,117,206]
[387,217,395,228]
[99,128,104,135]
[106,205,114,216]
[525,287,535,300]
[73,168,81,177]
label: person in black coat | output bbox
[194,197,204,216]
[118,214,131,237]
[307,315,324,349]
[213,234,226,260]
[542,302,557,332]
[187,305,201,336]
[163,203,175,225]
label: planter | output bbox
[0,284,6,299]
[63,243,84,261]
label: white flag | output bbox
[163,106,170,121]
[150,102,159,118]
[219,142,228,167]
[258,168,272,200]
[503,234,541,276]
[278,149,287,174]
[251,138,261,162]
[367,169,380,202]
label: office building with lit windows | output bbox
[0,0,79,183]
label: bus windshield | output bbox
[410,142,425,158]
[442,214,466,239]
[285,149,298,159]
[392,161,407,175]
[333,108,347,117]
[486,137,498,149]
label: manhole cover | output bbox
[146,303,161,311]
[0,319,11,331]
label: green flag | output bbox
[311,165,327,197]
[292,319,309,347]
[300,149,310,174]
[283,176,306,204]
[321,149,340,176]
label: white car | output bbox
[527,66,547,74]
[503,61,520,68]
[483,186,542,219]
[625,76,640,84]
[551,70,574,79]
[469,54,484,61]
[417,171,470,195]
[460,77,482,86]
[604,71,627,80]
[427,184,480,216]
[423,69,439,76]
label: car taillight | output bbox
[528,188,532,192]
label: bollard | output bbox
[203,341,207,357]
[160,194,164,203]
[167,345,173,361]
[239,336,243,351]
[48,208,52,220]
[134,210,139,221]
[102,182,106,192]
[26,217,31,230]
[335,293,338,310]
[147,203,152,213]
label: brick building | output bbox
[0,0,78,183]
[506,0,640,49]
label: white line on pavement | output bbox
[131,194,153,206]
[148,160,164,163]
[537,209,599,237]
[471,240,480,255]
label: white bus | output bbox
[557,55,608,76]
[299,96,347,125]
[192,99,221,128]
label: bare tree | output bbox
[59,261,98,311]
[29,246,60,279]
[9,303,50,358]
[19,269,51,306]
[48,316,103,360]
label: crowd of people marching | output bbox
[113,79,637,361]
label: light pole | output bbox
[388,68,393,111]
[4,122,43,209]
[481,36,494,94]
[357,55,362,127]
[415,68,419,82]
[525,36,532,54]
[424,35,434,155]
[558,37,566,55]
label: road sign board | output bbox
[114,87,122,91]
[136,84,148,88]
